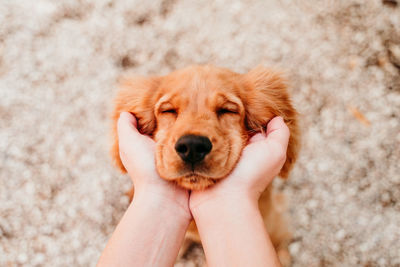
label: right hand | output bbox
[117,112,191,219]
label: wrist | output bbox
[191,192,258,220]
[133,189,191,223]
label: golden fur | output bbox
[111,65,299,265]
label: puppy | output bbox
[111,65,299,266]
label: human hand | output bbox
[190,116,290,212]
[117,112,190,218]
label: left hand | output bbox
[190,116,290,211]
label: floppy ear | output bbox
[241,66,300,178]
[111,76,160,172]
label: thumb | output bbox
[238,117,290,178]
[117,112,156,174]
[265,116,290,152]
[117,112,154,150]
[232,134,271,179]
[117,111,153,153]
[117,112,140,140]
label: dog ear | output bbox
[241,66,300,178]
[111,76,160,172]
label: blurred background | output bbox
[1,0,399,266]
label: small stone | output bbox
[348,56,360,69]
[378,257,387,265]
[33,253,45,265]
[382,0,398,7]
[388,43,400,68]
[335,229,346,240]
[17,253,28,264]
[289,242,301,255]
[331,242,341,253]
[306,199,318,209]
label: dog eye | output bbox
[161,109,177,114]
[217,108,238,116]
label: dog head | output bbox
[112,65,299,190]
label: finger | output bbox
[117,112,156,175]
[117,112,147,155]
[238,136,271,173]
[249,133,266,143]
[117,111,138,133]
[121,111,137,127]
[117,112,155,152]
[117,112,143,144]
[265,116,290,150]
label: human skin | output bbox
[190,116,289,267]
[97,112,191,267]
[97,112,288,267]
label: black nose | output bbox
[175,135,212,164]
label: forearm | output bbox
[192,197,281,267]
[97,194,190,267]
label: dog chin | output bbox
[175,174,218,190]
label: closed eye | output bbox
[161,109,177,114]
[217,108,238,116]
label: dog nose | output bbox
[175,135,212,164]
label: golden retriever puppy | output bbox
[111,65,299,266]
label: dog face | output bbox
[112,65,299,190]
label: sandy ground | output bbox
[1,0,400,266]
